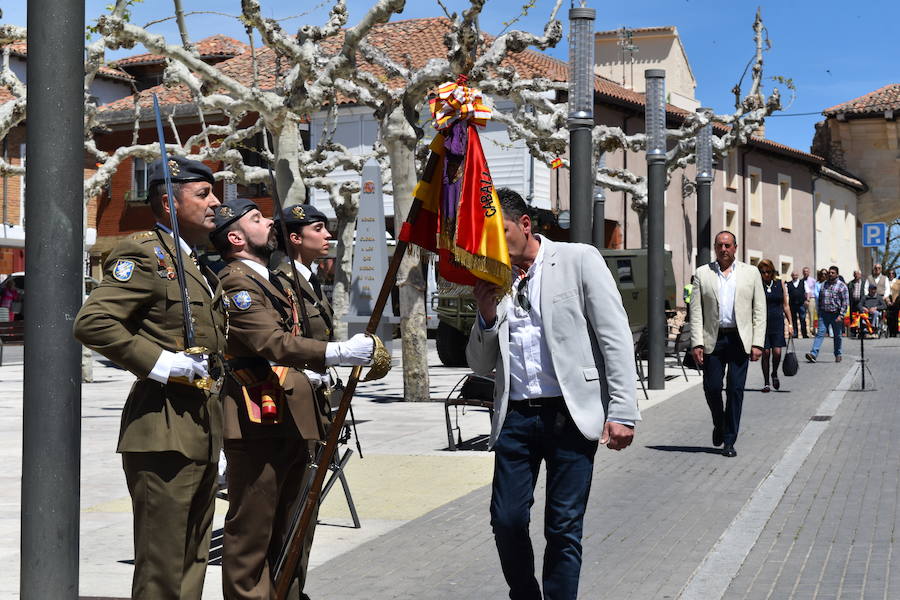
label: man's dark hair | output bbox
[829,265,839,274]
[210,221,242,257]
[496,187,528,222]
[147,181,182,219]
[714,230,737,245]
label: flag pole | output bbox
[273,152,437,599]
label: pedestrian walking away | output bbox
[211,198,375,599]
[73,157,227,599]
[467,188,639,600]
[758,259,793,392]
[806,265,849,363]
[689,231,766,458]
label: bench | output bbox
[445,373,494,451]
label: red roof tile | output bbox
[822,83,900,117]
[114,34,249,67]
[4,42,133,82]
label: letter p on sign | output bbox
[862,223,887,248]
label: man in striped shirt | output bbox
[806,265,849,363]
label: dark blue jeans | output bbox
[702,331,749,446]
[810,310,843,357]
[490,402,598,600]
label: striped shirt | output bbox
[818,279,849,314]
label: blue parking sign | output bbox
[862,223,887,248]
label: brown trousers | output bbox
[122,451,218,600]
[222,437,318,600]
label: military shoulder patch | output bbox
[112,259,135,282]
[130,231,155,240]
[232,290,252,310]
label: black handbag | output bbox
[782,336,799,376]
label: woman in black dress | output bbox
[758,259,793,392]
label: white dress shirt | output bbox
[504,238,563,401]
[715,261,738,328]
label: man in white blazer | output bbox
[689,231,766,458]
[467,189,639,600]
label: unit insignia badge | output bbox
[291,205,306,220]
[167,159,181,176]
[218,206,235,218]
[112,259,135,282]
[233,290,252,310]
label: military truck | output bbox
[433,248,676,367]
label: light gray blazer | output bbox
[466,238,640,449]
[689,260,766,355]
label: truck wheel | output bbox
[436,321,469,367]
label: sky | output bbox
[2,0,896,153]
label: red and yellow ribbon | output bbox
[429,76,492,130]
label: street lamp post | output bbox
[695,108,714,268]
[645,69,667,390]
[21,0,84,597]
[568,5,595,245]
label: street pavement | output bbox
[1,335,898,599]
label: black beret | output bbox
[280,204,328,226]
[211,197,259,237]
[147,156,215,188]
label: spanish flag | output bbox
[400,79,511,290]
[450,122,510,288]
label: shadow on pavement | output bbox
[645,445,723,455]
[444,434,490,452]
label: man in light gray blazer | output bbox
[467,189,639,600]
[690,231,766,458]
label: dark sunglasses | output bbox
[515,274,532,311]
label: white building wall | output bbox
[813,178,861,276]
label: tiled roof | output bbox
[95,18,818,164]
[114,34,249,67]
[822,83,900,117]
[3,41,134,82]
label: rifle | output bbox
[150,93,211,390]
[272,153,435,600]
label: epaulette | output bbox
[129,231,156,241]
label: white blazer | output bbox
[466,238,640,448]
[689,260,766,355]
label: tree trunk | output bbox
[272,117,307,206]
[636,205,649,249]
[331,200,358,341]
[385,108,430,402]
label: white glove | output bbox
[325,333,374,366]
[169,352,209,382]
[303,369,327,389]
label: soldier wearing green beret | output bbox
[211,200,373,599]
[74,156,227,599]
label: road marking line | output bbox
[678,364,859,600]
